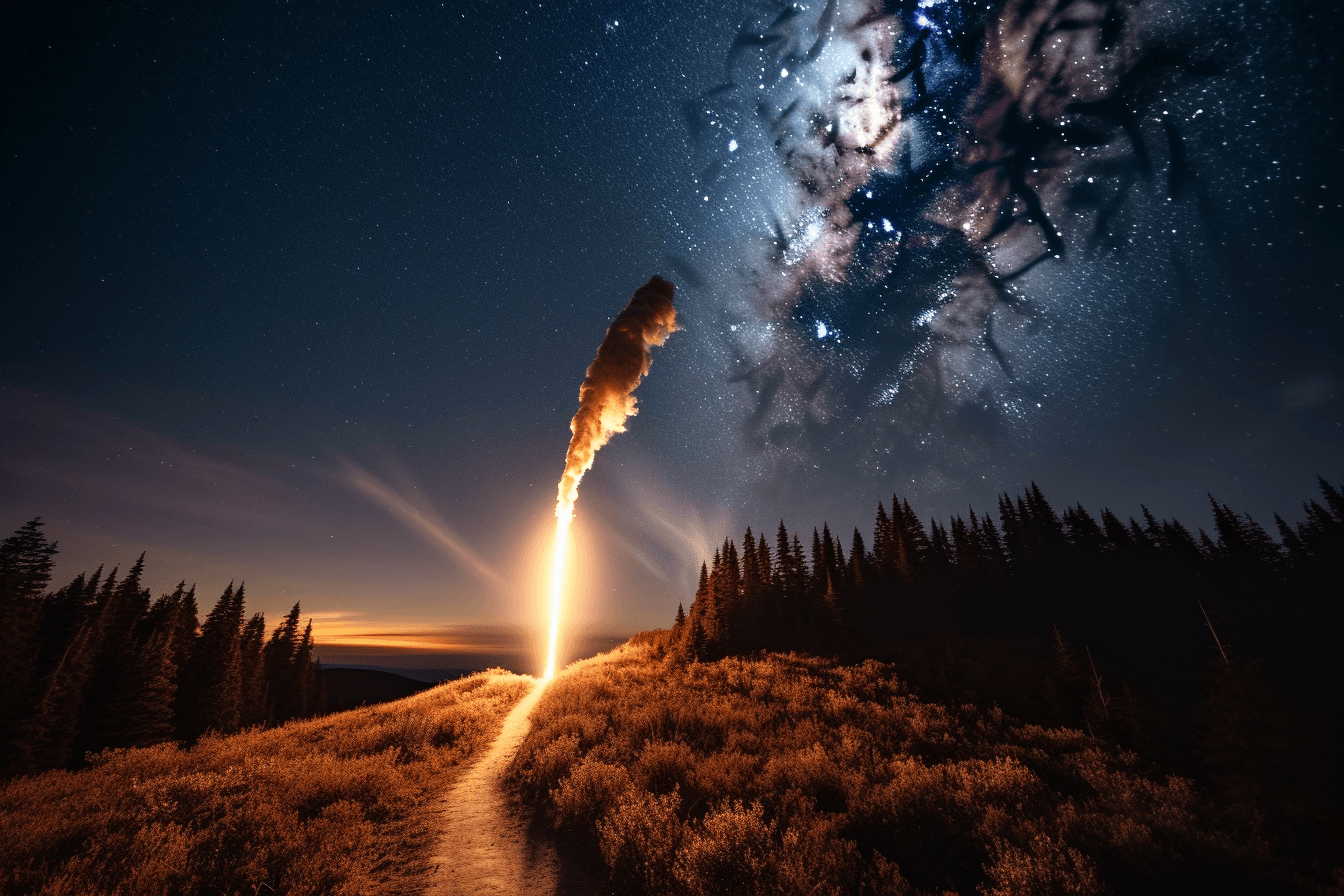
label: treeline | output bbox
[0,520,322,776]
[666,478,1344,868]
[674,478,1343,672]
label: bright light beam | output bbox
[540,276,678,680]
[544,508,572,680]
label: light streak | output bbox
[543,506,572,680]
[540,276,678,680]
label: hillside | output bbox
[0,670,533,896]
[507,644,1325,896]
[322,667,440,712]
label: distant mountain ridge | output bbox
[321,668,439,713]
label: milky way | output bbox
[657,0,1337,514]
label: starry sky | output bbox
[3,0,1341,672]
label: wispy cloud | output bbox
[0,388,311,531]
[333,458,505,591]
[316,623,521,651]
[612,463,734,585]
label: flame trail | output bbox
[544,276,678,679]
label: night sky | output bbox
[4,0,1341,671]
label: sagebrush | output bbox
[0,670,532,896]
[508,647,1309,896]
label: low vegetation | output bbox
[0,670,533,896]
[508,646,1316,896]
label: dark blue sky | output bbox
[3,0,1341,670]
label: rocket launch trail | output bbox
[545,276,679,679]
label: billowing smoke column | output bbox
[544,276,678,679]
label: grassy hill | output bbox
[0,670,533,896]
[507,643,1323,896]
[3,641,1332,895]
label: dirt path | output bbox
[424,676,557,896]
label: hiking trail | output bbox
[424,676,556,896]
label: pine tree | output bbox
[1123,517,1152,551]
[94,625,178,750]
[0,518,58,766]
[177,583,244,740]
[686,615,706,662]
[755,532,772,592]
[978,512,1009,571]
[948,515,973,574]
[998,493,1026,566]
[1274,514,1310,570]
[1044,625,1085,728]
[1161,518,1202,559]
[790,534,806,590]
[264,602,302,721]
[1100,508,1135,551]
[239,613,268,728]
[741,527,761,605]
[896,498,930,578]
[927,520,954,573]
[0,517,60,602]
[810,528,824,587]
[849,528,868,592]
[1140,506,1165,550]
[1026,483,1066,557]
[35,569,98,680]
[1062,505,1105,552]
[292,620,317,717]
[717,540,742,653]
[775,522,792,597]
[688,561,717,653]
[1209,496,1283,570]
[169,584,200,673]
[90,555,149,677]
[872,503,894,573]
[20,622,97,771]
[79,554,154,756]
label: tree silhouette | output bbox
[0,519,58,768]
[177,583,244,741]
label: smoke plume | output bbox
[556,276,678,523]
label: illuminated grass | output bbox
[0,670,534,896]
[507,645,1301,896]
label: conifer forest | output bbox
[0,520,322,776]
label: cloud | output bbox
[0,387,311,531]
[1281,374,1337,411]
[334,458,505,591]
[312,622,626,673]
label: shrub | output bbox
[508,647,1310,895]
[0,671,534,895]
[598,787,683,893]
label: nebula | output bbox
[677,0,1227,502]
